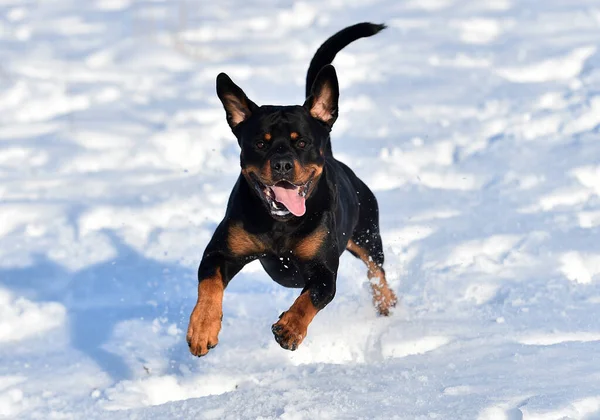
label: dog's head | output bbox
[216,65,338,221]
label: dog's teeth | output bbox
[271,209,290,216]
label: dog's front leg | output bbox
[272,261,337,351]
[187,254,244,357]
[187,220,265,356]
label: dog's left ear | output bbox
[216,73,258,130]
[304,64,339,127]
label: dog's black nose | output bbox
[271,157,294,178]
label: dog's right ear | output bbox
[216,73,258,130]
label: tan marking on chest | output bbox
[228,223,266,256]
[295,227,327,260]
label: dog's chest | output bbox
[264,231,297,257]
[258,252,305,288]
[265,222,326,260]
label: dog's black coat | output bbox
[187,23,395,355]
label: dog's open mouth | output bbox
[251,174,313,218]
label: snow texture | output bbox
[1,0,600,418]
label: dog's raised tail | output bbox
[305,22,386,98]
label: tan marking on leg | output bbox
[295,227,327,260]
[347,240,397,316]
[228,222,266,257]
[272,291,318,351]
[368,269,398,316]
[187,268,224,357]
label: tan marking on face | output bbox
[271,290,319,350]
[290,132,299,140]
[295,227,327,260]
[242,162,274,186]
[263,160,272,184]
[186,267,224,356]
[291,161,324,199]
[293,161,323,184]
[228,222,266,257]
[346,240,397,316]
[264,133,272,141]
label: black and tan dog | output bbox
[187,22,397,356]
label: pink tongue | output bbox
[271,185,306,216]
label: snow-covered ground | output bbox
[1,0,600,418]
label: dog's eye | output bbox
[297,140,307,149]
[256,141,266,149]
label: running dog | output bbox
[187,22,397,356]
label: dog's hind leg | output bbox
[346,183,397,316]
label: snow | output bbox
[1,0,600,418]
[0,288,66,343]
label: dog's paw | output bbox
[186,305,222,357]
[271,311,308,351]
[374,287,398,317]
